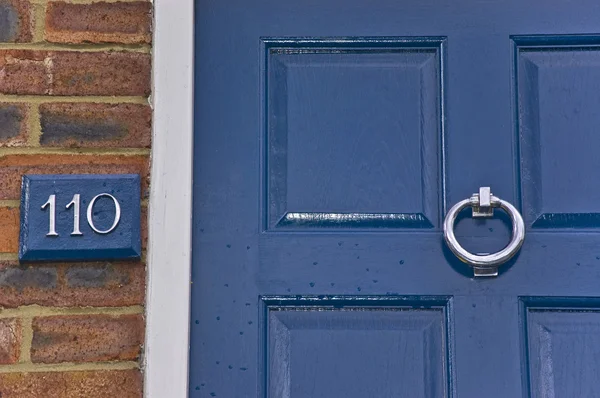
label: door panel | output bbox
[516,36,600,229]
[191,0,600,396]
[523,299,600,398]
[265,39,444,230]
[263,297,451,398]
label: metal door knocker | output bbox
[443,187,525,277]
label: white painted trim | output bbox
[145,0,194,397]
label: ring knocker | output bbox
[443,187,525,277]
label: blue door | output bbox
[191,1,600,396]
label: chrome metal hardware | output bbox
[443,187,525,277]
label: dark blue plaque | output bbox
[19,174,141,262]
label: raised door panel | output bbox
[263,297,453,398]
[523,299,600,397]
[264,38,445,230]
[516,36,600,228]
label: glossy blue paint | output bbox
[191,1,600,396]
[264,37,444,231]
[19,174,141,262]
[260,296,453,397]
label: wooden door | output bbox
[191,1,600,396]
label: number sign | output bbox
[19,174,141,262]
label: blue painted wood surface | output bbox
[19,174,141,261]
[191,1,600,396]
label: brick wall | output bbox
[0,0,151,397]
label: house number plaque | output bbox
[19,174,141,262]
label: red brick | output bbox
[32,314,144,363]
[53,51,151,96]
[61,262,146,307]
[0,207,18,253]
[0,50,151,96]
[0,50,48,95]
[0,103,28,146]
[0,154,149,200]
[46,2,152,44]
[0,0,32,43]
[0,318,21,364]
[0,261,145,308]
[0,370,142,398]
[40,103,151,148]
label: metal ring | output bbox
[443,189,525,275]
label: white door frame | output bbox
[145,1,194,397]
